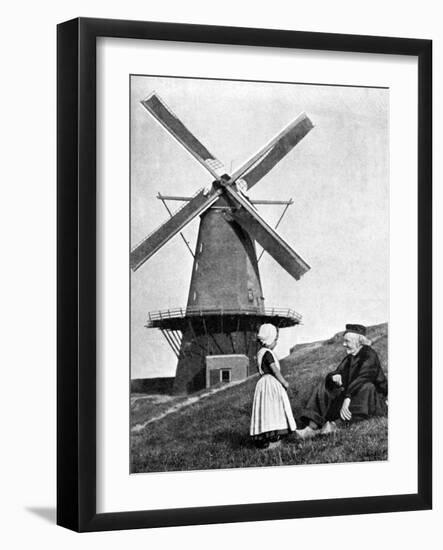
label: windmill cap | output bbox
[345,324,366,336]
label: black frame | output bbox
[57,17,432,532]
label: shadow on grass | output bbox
[212,430,252,450]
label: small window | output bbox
[220,369,231,383]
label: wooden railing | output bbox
[146,306,302,323]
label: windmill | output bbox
[131,92,314,394]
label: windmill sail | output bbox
[141,93,226,179]
[130,189,222,271]
[225,186,310,280]
[134,94,313,277]
[230,113,314,190]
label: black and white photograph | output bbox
[130,75,389,473]
[1,1,437,544]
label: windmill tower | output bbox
[131,93,314,394]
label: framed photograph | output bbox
[57,17,432,532]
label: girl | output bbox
[250,324,296,449]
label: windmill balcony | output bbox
[145,306,302,331]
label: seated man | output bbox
[296,324,388,439]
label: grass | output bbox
[131,323,388,473]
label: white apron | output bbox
[250,347,296,437]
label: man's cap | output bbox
[345,324,366,336]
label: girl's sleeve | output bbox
[261,351,276,375]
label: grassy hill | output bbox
[131,323,388,473]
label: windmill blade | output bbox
[225,186,310,280]
[230,113,314,190]
[141,93,226,179]
[130,189,222,271]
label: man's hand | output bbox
[332,374,343,387]
[340,397,352,421]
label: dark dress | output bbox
[301,345,388,427]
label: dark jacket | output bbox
[325,345,388,399]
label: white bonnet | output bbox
[257,324,278,347]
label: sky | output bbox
[130,75,389,379]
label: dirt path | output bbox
[131,377,253,433]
